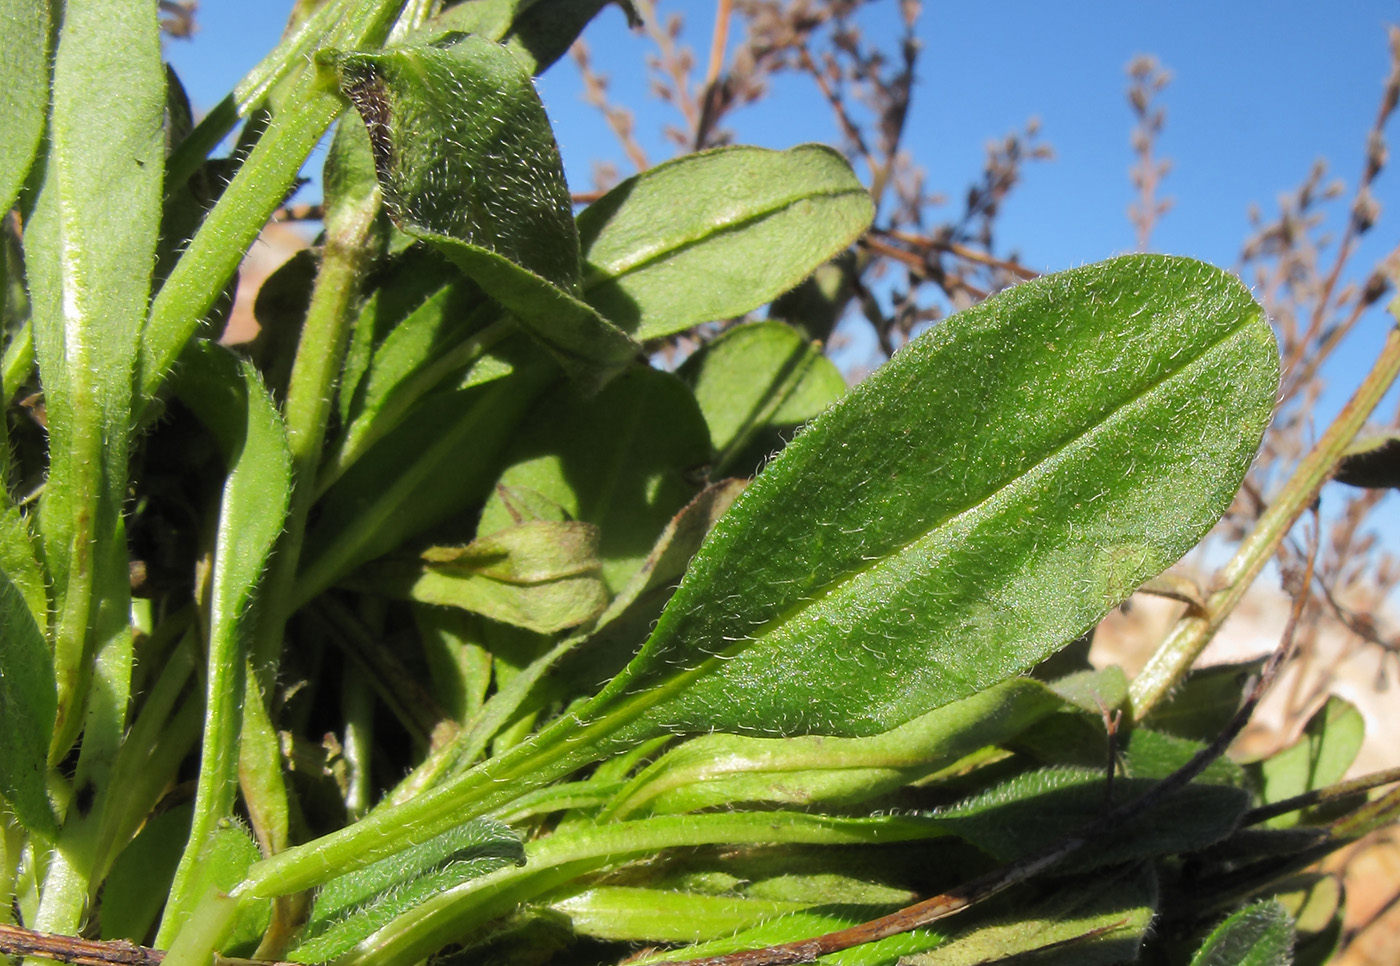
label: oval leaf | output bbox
[578,145,874,340]
[596,254,1279,739]
[324,35,638,383]
[0,0,49,215]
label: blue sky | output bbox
[165,0,1400,420]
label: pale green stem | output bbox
[251,187,381,679]
[1129,321,1400,719]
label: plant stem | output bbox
[252,189,380,678]
[1129,320,1400,720]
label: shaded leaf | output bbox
[324,35,638,383]
[0,557,56,837]
[1145,658,1265,744]
[1189,900,1294,966]
[679,321,847,476]
[288,818,524,963]
[356,521,609,633]
[578,146,872,341]
[935,767,1248,870]
[101,804,194,943]
[1253,696,1365,828]
[1333,432,1400,488]
[904,865,1157,966]
[298,362,556,606]
[478,366,711,593]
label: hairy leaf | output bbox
[603,677,1066,818]
[324,35,638,383]
[578,145,873,340]
[0,560,56,836]
[0,0,49,215]
[288,819,524,963]
[1189,900,1295,966]
[597,254,1280,739]
[905,865,1157,966]
[936,767,1248,869]
[25,0,163,765]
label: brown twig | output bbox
[0,925,164,966]
[693,0,733,149]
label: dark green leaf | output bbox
[423,0,635,75]
[1334,432,1400,488]
[288,818,524,963]
[0,552,56,837]
[101,804,194,943]
[0,0,49,215]
[1253,695,1365,828]
[1189,900,1294,966]
[355,521,609,633]
[1145,657,1265,743]
[578,145,874,340]
[905,865,1157,966]
[596,254,1279,740]
[935,767,1249,870]
[323,35,638,383]
[477,366,711,593]
[678,321,847,476]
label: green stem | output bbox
[252,188,380,677]
[1129,321,1400,720]
[164,0,352,195]
[338,810,945,966]
[139,0,407,412]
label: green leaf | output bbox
[324,35,638,384]
[232,255,1281,903]
[25,0,163,766]
[935,768,1248,870]
[597,254,1279,740]
[0,556,56,837]
[355,521,609,633]
[577,145,874,340]
[101,803,194,943]
[0,505,47,638]
[1253,695,1365,828]
[679,320,847,476]
[420,0,634,75]
[1333,432,1400,488]
[177,819,274,956]
[163,342,292,936]
[288,818,524,963]
[477,366,711,593]
[0,0,49,216]
[298,362,555,605]
[1189,900,1295,966]
[1273,874,1343,966]
[1144,658,1265,744]
[905,865,1157,966]
[603,677,1067,818]
[548,886,826,944]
